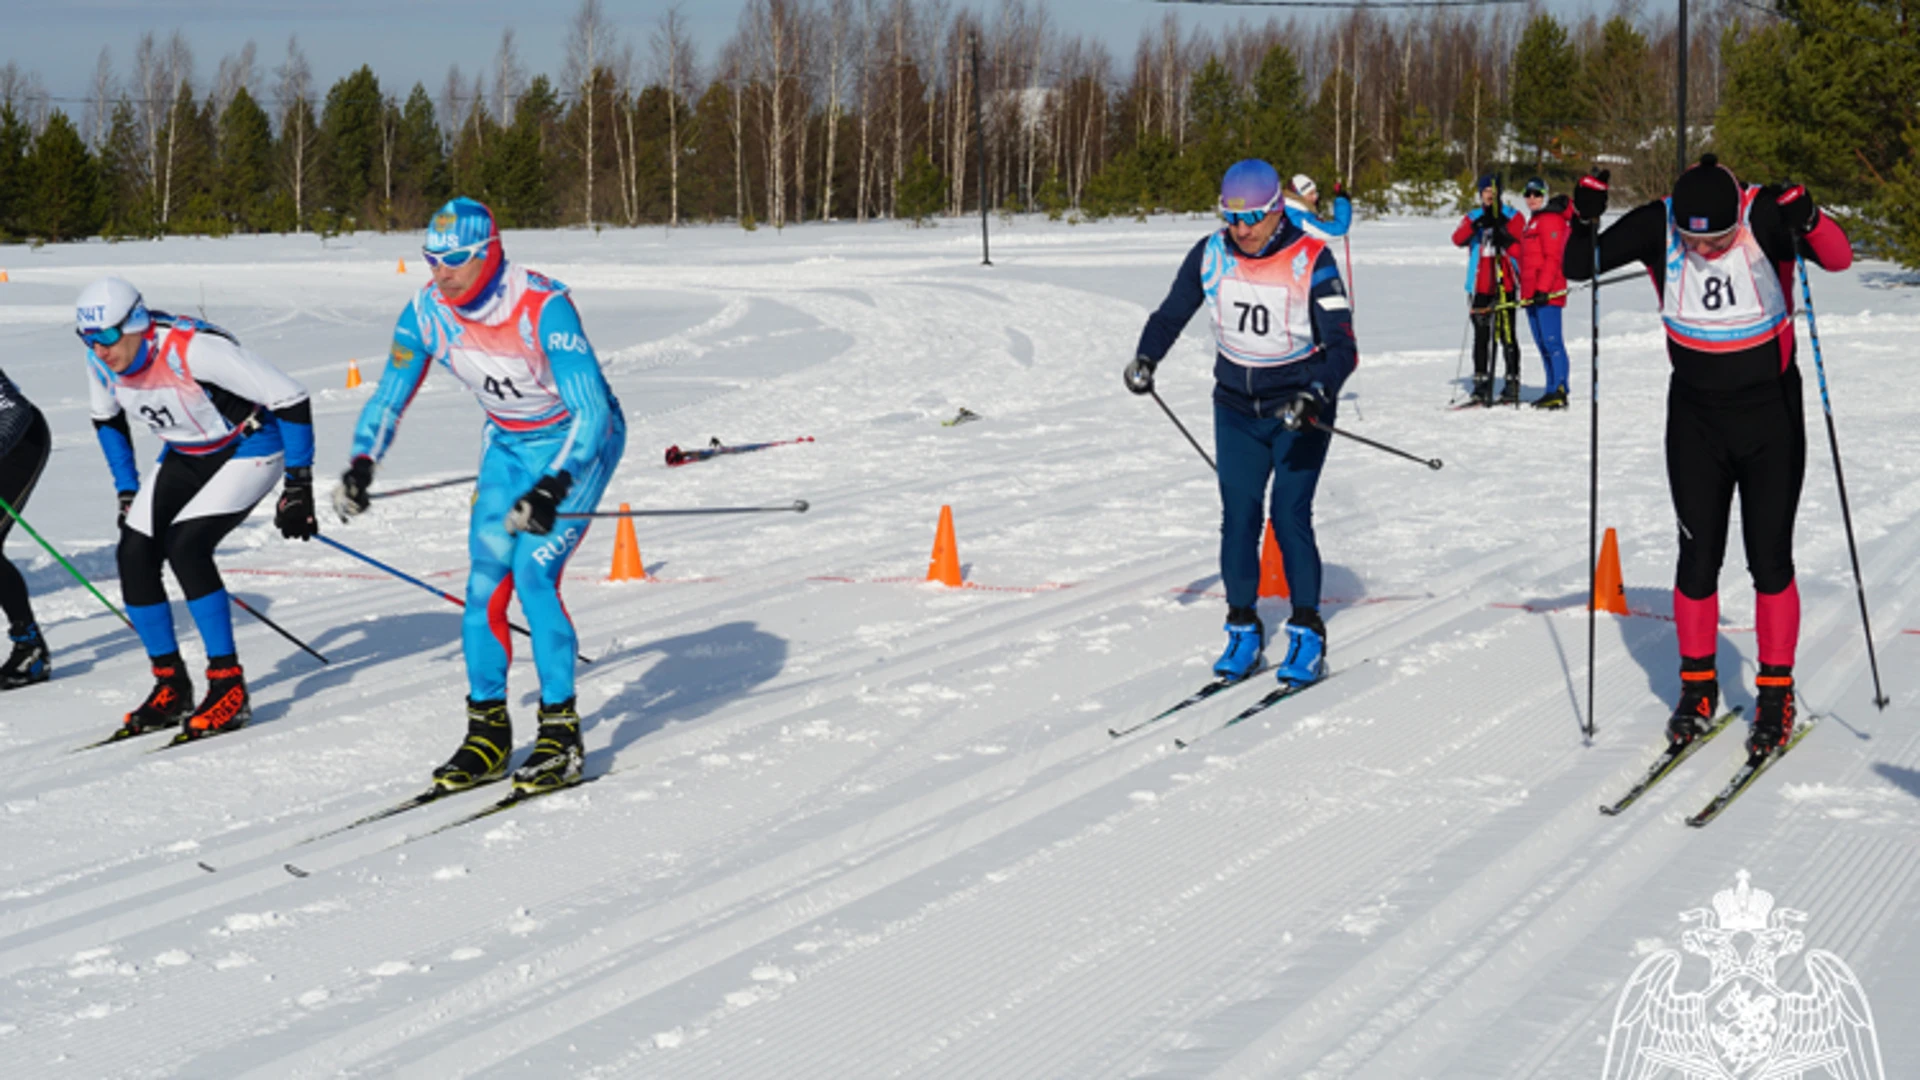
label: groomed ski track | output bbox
[1,218,1917,1077]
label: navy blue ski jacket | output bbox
[1134,219,1358,421]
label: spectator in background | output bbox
[1283,174,1353,241]
[1451,175,1523,405]
[1517,176,1575,409]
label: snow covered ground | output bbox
[1,211,1917,1078]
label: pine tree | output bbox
[0,104,28,240]
[1394,104,1450,213]
[1509,14,1582,172]
[1249,45,1308,172]
[396,83,446,224]
[97,97,155,236]
[319,65,384,227]
[896,147,945,225]
[218,86,275,232]
[27,110,103,240]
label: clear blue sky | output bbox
[3,0,1605,106]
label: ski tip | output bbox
[285,863,311,878]
[1599,806,1621,816]
[197,861,217,873]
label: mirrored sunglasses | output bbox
[423,237,492,269]
[1221,209,1271,227]
[76,323,127,348]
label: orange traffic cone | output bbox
[0,269,10,283]
[345,358,362,389]
[608,505,646,581]
[1259,521,1290,599]
[396,258,407,273]
[1591,527,1628,615]
[927,505,963,586]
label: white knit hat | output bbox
[1287,174,1317,200]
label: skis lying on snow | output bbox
[1599,708,1742,816]
[1173,671,1338,750]
[1686,716,1818,828]
[404,775,599,844]
[665,436,814,467]
[1108,668,1271,738]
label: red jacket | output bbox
[1451,206,1520,297]
[1518,195,1574,306]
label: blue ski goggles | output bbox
[1220,208,1273,227]
[422,236,493,269]
[76,321,130,348]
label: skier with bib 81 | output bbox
[1126,159,1358,689]
[332,198,626,797]
[1564,156,1852,757]
[76,277,319,741]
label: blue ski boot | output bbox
[1273,612,1327,688]
[0,623,50,689]
[1212,607,1265,681]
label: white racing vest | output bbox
[88,325,254,453]
[415,266,571,432]
[1661,187,1789,354]
[1201,231,1327,367]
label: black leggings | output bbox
[0,407,51,632]
[1470,292,1521,384]
[1666,368,1806,599]
[118,449,255,608]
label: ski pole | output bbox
[313,534,591,665]
[559,500,811,518]
[370,475,478,500]
[230,595,330,665]
[1343,233,1356,308]
[0,493,134,630]
[1796,256,1890,710]
[1585,204,1602,740]
[1149,388,1217,472]
[1308,419,1442,470]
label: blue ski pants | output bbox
[1526,304,1570,394]
[465,416,625,705]
[1215,402,1330,614]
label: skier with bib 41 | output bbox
[77,277,318,742]
[1564,156,1852,757]
[1126,159,1358,689]
[332,198,626,797]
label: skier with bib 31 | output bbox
[77,276,318,742]
[1564,156,1852,757]
[1126,159,1358,689]
[332,198,626,796]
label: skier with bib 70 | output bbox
[77,277,319,742]
[1125,159,1359,688]
[1564,156,1852,757]
[332,198,626,796]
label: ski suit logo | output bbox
[530,526,581,567]
[547,332,587,354]
[1602,870,1884,1079]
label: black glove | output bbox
[332,456,374,522]
[275,467,318,540]
[117,490,136,529]
[1776,183,1818,235]
[1123,354,1158,396]
[1574,168,1610,222]
[506,471,572,536]
[1530,291,1549,307]
[1282,384,1327,432]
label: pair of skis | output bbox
[664,436,813,467]
[1108,666,1330,749]
[1599,707,1817,827]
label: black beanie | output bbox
[1671,153,1741,235]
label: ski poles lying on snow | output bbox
[314,534,591,664]
[0,493,133,629]
[370,475,478,500]
[558,500,811,519]
[1308,418,1442,470]
[230,595,330,665]
[1797,256,1889,710]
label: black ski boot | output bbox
[1470,376,1494,407]
[1499,379,1522,405]
[512,698,584,794]
[433,698,513,793]
[1748,665,1796,756]
[0,623,50,689]
[117,653,195,739]
[173,655,251,743]
[1667,657,1718,746]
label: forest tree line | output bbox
[2,0,1918,264]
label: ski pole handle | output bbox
[558,501,811,518]
[1309,419,1442,470]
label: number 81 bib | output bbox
[1661,188,1788,354]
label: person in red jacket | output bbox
[1451,175,1523,405]
[1564,155,1852,758]
[1517,177,1575,409]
